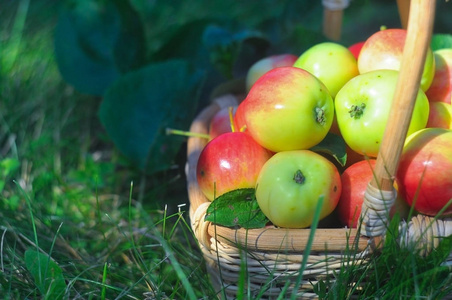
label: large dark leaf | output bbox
[202,24,270,79]
[54,0,146,96]
[98,60,204,173]
[150,19,227,106]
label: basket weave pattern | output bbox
[186,1,452,298]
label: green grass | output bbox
[1,0,452,299]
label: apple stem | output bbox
[166,128,210,140]
[293,170,306,185]
[349,103,366,119]
[229,106,236,133]
[315,107,326,125]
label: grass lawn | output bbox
[1,0,452,299]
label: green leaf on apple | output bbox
[205,188,269,229]
[99,59,204,173]
[310,132,347,167]
[431,34,452,51]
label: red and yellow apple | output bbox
[396,128,452,216]
[358,28,435,91]
[196,131,273,201]
[425,48,452,104]
[245,54,298,92]
[233,101,247,133]
[427,101,452,129]
[293,42,359,97]
[241,66,334,152]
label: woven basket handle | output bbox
[360,0,436,238]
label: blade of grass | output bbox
[101,262,108,300]
[2,0,30,73]
[14,180,41,284]
[290,195,324,299]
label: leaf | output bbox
[205,188,269,229]
[24,249,66,300]
[202,25,270,79]
[150,19,229,107]
[310,132,347,167]
[54,0,146,95]
[110,0,147,72]
[98,59,204,173]
[431,34,452,51]
[0,158,20,178]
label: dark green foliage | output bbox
[98,60,204,172]
[54,0,146,95]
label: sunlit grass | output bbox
[1,0,452,299]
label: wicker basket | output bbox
[186,1,452,298]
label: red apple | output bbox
[348,41,365,60]
[337,159,377,228]
[338,159,409,228]
[427,101,452,129]
[358,28,435,91]
[245,54,298,92]
[209,105,237,139]
[196,132,273,201]
[396,128,452,216]
[425,49,452,104]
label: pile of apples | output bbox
[196,28,452,229]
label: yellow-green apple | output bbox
[348,41,365,60]
[425,48,452,104]
[196,131,273,201]
[245,54,298,92]
[427,101,452,129]
[208,105,237,139]
[242,66,334,152]
[335,69,429,157]
[337,159,409,228]
[256,150,341,228]
[293,42,359,97]
[358,28,435,91]
[396,128,452,216]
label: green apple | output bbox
[335,69,429,157]
[293,42,359,97]
[256,150,341,228]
